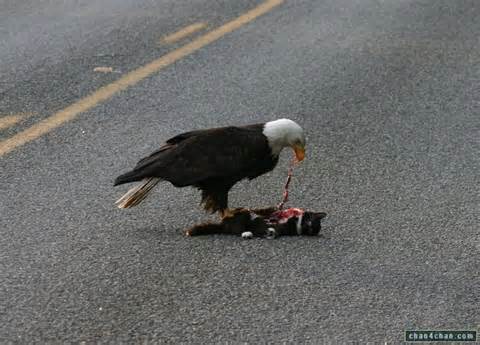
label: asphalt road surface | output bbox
[1,0,479,343]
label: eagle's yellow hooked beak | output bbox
[293,144,305,162]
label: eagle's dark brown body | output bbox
[114,124,279,214]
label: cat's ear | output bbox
[304,212,326,236]
[313,212,327,219]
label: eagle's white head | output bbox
[263,118,306,161]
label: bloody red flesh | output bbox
[268,207,304,224]
[277,159,295,210]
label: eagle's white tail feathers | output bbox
[115,178,160,209]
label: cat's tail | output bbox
[115,177,160,209]
[185,223,225,236]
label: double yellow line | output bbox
[0,0,283,157]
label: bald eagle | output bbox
[114,118,305,217]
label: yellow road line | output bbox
[161,22,208,44]
[0,115,24,131]
[0,113,34,131]
[0,0,283,157]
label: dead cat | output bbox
[185,207,326,239]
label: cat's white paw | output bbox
[241,231,253,239]
[266,227,277,239]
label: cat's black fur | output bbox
[185,207,326,238]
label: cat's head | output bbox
[300,212,327,235]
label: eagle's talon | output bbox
[221,208,235,219]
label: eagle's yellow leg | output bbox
[220,208,235,219]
